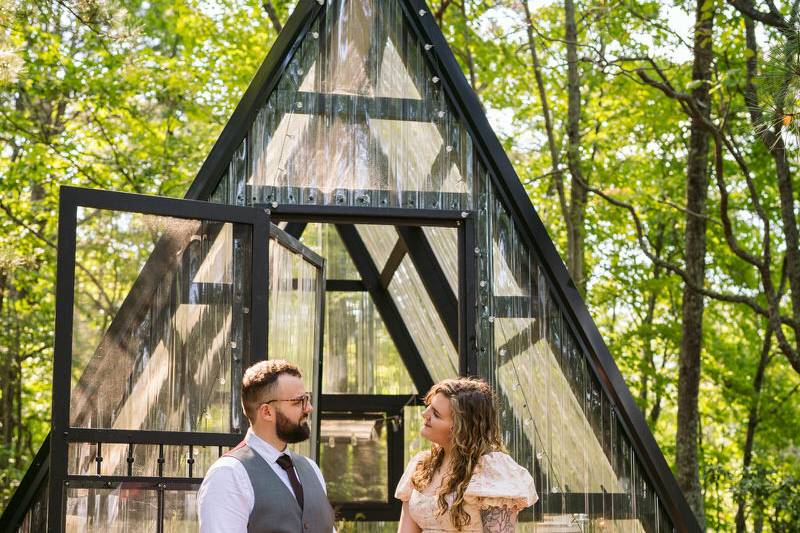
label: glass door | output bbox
[266,224,326,460]
[50,186,269,532]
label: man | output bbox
[198,359,335,532]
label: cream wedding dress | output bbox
[395,451,538,532]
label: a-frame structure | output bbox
[3,0,700,531]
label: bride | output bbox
[396,378,538,532]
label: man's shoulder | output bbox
[201,456,247,485]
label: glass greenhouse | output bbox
[1,0,700,531]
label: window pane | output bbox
[163,490,199,531]
[268,237,323,459]
[71,209,250,433]
[300,223,360,280]
[65,485,158,532]
[319,417,388,502]
[324,291,416,394]
[388,256,458,382]
[247,0,473,209]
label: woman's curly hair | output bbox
[411,377,503,530]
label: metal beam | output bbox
[336,224,434,394]
[379,238,407,289]
[396,226,458,348]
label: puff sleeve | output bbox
[394,451,429,502]
[464,452,538,512]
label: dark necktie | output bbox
[276,453,304,510]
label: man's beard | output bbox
[275,410,311,443]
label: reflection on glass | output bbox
[474,177,673,527]
[389,256,457,382]
[268,237,322,459]
[247,0,473,209]
[319,417,388,502]
[299,223,415,395]
[16,474,48,533]
[65,485,158,532]
[403,406,425,466]
[422,226,458,296]
[356,225,397,272]
[301,223,360,280]
[71,209,250,433]
[163,490,199,532]
[324,291,416,394]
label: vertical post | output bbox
[48,189,78,533]
[313,257,326,463]
[458,213,477,376]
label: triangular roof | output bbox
[183,0,700,529]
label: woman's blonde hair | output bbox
[411,377,502,530]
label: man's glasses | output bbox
[264,392,312,408]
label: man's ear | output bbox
[259,402,275,422]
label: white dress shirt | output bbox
[197,429,330,533]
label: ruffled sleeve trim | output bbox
[394,450,430,502]
[464,452,538,512]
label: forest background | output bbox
[1,0,799,530]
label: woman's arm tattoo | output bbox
[480,506,517,533]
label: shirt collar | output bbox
[245,428,287,464]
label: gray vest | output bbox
[228,444,335,533]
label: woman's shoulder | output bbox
[465,451,538,510]
[395,450,431,501]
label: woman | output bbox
[396,378,537,532]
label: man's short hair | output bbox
[241,359,302,423]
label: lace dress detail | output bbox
[395,451,538,532]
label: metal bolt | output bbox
[312,31,319,39]
[296,101,303,110]
[432,76,440,83]
[271,201,278,208]
[461,211,468,218]
[474,247,480,255]
[424,44,433,51]
[418,9,426,16]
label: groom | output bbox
[198,359,335,532]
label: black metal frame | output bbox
[48,186,270,533]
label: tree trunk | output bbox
[735,327,772,533]
[564,0,588,294]
[676,0,714,528]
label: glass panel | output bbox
[423,226,458,296]
[163,490,199,531]
[403,405,425,465]
[268,236,323,459]
[16,474,48,533]
[71,209,250,432]
[64,485,158,532]
[388,256,457,382]
[324,291,416,394]
[300,223,359,280]
[356,224,397,272]
[319,416,388,502]
[476,189,665,528]
[247,0,473,209]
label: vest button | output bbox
[304,522,309,530]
